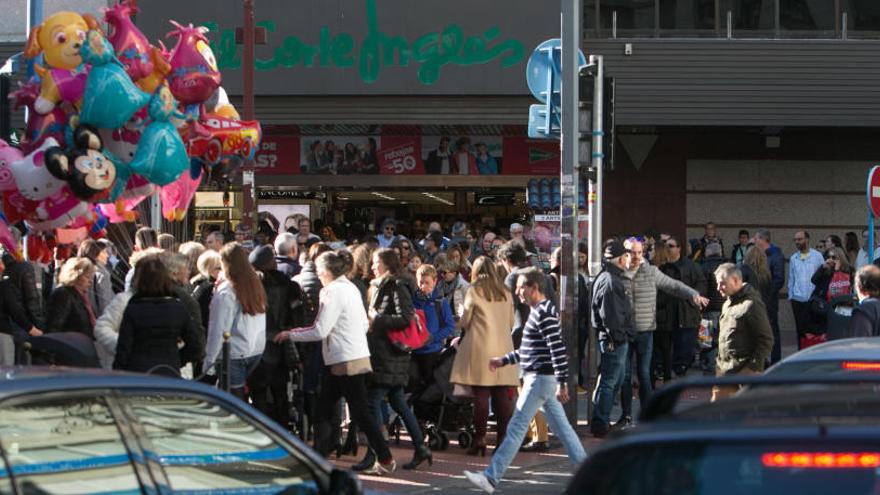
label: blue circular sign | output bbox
[526,39,586,105]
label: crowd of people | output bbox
[4,213,878,490]
[0,215,588,491]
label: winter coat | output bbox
[850,298,880,337]
[624,263,698,332]
[261,269,305,339]
[275,256,301,279]
[203,281,267,373]
[811,265,854,303]
[0,278,34,339]
[716,284,774,375]
[701,256,726,313]
[45,286,94,337]
[190,275,216,330]
[113,296,204,377]
[93,291,133,368]
[437,273,469,321]
[413,289,456,355]
[2,255,42,327]
[765,244,786,295]
[657,257,706,330]
[367,275,415,387]
[450,286,519,387]
[173,283,203,335]
[740,264,773,307]
[86,263,114,317]
[294,261,322,325]
[591,261,635,343]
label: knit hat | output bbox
[603,240,629,260]
[248,245,274,270]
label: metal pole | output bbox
[241,0,257,235]
[560,0,580,425]
[588,55,604,277]
[150,192,162,231]
[222,332,231,392]
[869,212,875,266]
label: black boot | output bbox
[403,444,433,470]
[351,448,376,472]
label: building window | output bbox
[659,0,716,34]
[601,0,657,37]
[728,0,775,33]
[779,0,836,37]
[845,0,880,35]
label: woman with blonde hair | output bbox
[348,243,373,307]
[179,241,206,280]
[450,256,518,456]
[46,257,97,336]
[741,245,773,305]
[203,243,267,398]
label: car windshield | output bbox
[573,442,880,495]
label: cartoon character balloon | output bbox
[166,21,221,106]
[104,0,153,81]
[160,166,201,221]
[10,138,67,201]
[45,124,118,202]
[78,30,150,130]
[129,86,189,185]
[23,11,96,114]
[0,140,23,192]
[10,82,70,154]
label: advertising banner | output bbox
[421,135,503,175]
[254,134,300,175]
[378,136,424,175]
[503,136,561,175]
[299,135,381,175]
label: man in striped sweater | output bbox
[464,267,587,493]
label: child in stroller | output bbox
[409,346,475,450]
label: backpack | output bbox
[387,308,430,352]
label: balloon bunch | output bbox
[2,1,262,253]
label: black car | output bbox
[0,367,363,495]
[566,375,880,495]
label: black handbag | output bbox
[809,295,829,317]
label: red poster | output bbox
[379,136,424,175]
[502,136,560,175]
[254,134,300,175]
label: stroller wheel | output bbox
[439,431,450,450]
[458,431,473,449]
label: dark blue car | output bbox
[0,367,362,494]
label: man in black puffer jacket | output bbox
[658,236,707,377]
[249,246,305,427]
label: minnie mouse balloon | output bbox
[166,21,221,105]
[78,30,149,130]
[129,86,188,186]
[45,124,118,202]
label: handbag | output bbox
[386,308,430,352]
[809,295,829,317]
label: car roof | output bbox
[0,366,225,399]
[770,337,880,365]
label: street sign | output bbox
[868,166,880,217]
[526,39,586,140]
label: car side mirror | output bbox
[328,468,362,495]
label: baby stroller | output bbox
[26,332,101,368]
[409,346,475,450]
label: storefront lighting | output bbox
[421,192,455,206]
[371,192,396,200]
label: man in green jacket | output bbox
[712,263,775,401]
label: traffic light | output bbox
[578,66,615,172]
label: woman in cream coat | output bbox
[450,256,518,455]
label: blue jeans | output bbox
[621,331,654,418]
[367,385,424,446]
[485,374,586,486]
[229,355,261,388]
[591,339,629,430]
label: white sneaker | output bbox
[362,459,397,476]
[464,470,496,493]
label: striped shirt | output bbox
[502,299,569,383]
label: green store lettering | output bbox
[204,0,525,85]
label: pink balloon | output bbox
[11,81,70,154]
[160,167,201,221]
[0,139,23,192]
[166,21,221,105]
[104,1,154,81]
[97,194,148,223]
[4,186,89,232]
